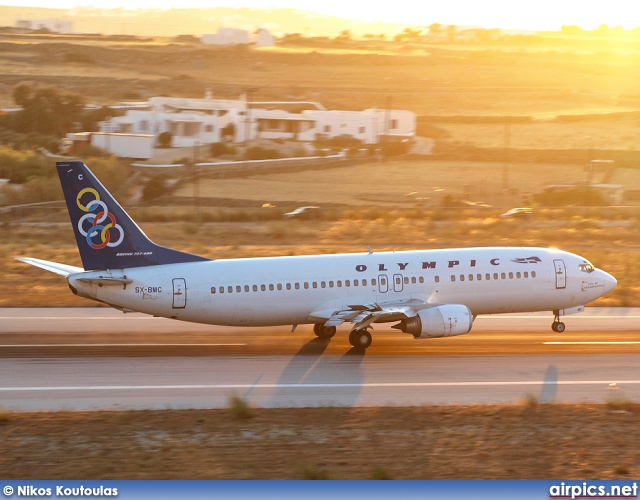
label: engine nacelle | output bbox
[394,305,473,339]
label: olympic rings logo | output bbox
[76,188,124,249]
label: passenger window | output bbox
[381,278,387,286]
[329,281,334,288]
[228,286,233,293]
[304,282,309,289]
[460,275,465,282]
[509,272,513,279]
[295,283,300,290]
[501,273,506,279]
[321,281,326,288]
[354,279,359,286]
[404,277,409,285]
[435,276,440,283]
[524,272,529,279]
[516,272,521,279]
[211,287,216,294]
[261,284,266,292]
[269,284,274,291]
[253,285,258,292]
[419,277,424,284]
[486,273,491,280]
[477,274,482,281]
[451,275,456,282]
[244,285,249,292]
[220,286,224,294]
[277,284,282,291]
[313,282,318,289]
[494,273,498,280]
[532,271,537,278]
[345,280,350,287]
[286,283,291,290]
[469,274,473,281]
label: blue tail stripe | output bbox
[57,161,210,270]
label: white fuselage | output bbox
[67,246,616,328]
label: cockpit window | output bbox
[579,263,595,273]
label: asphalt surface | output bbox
[1,307,639,411]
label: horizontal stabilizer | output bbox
[16,257,83,277]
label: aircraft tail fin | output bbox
[57,161,210,271]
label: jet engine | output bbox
[393,304,473,338]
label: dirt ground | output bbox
[1,403,639,479]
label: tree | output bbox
[394,28,423,42]
[428,23,443,37]
[11,83,85,136]
[335,30,352,43]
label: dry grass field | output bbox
[2,403,640,479]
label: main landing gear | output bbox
[551,311,565,333]
[312,323,373,349]
[348,329,372,349]
[313,323,336,339]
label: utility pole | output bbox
[502,118,511,191]
[193,140,200,224]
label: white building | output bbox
[201,28,250,45]
[201,27,274,47]
[254,28,275,47]
[97,96,416,151]
[15,18,73,33]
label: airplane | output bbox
[18,161,617,349]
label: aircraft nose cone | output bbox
[600,271,617,294]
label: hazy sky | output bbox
[4,0,640,30]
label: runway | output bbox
[1,308,639,411]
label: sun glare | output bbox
[4,0,640,31]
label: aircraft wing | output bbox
[16,257,83,277]
[323,298,427,332]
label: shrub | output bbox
[142,174,173,201]
[299,465,331,480]
[244,146,282,160]
[210,142,232,157]
[227,395,253,419]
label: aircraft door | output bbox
[378,274,388,293]
[172,278,187,308]
[393,274,404,292]
[553,259,566,289]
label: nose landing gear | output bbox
[551,311,565,332]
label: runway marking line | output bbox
[2,380,640,392]
[544,342,640,345]
[0,343,245,347]
[1,317,157,320]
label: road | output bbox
[1,308,639,411]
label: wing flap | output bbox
[322,299,427,331]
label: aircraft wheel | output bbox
[313,323,336,339]
[554,321,566,333]
[349,329,372,349]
